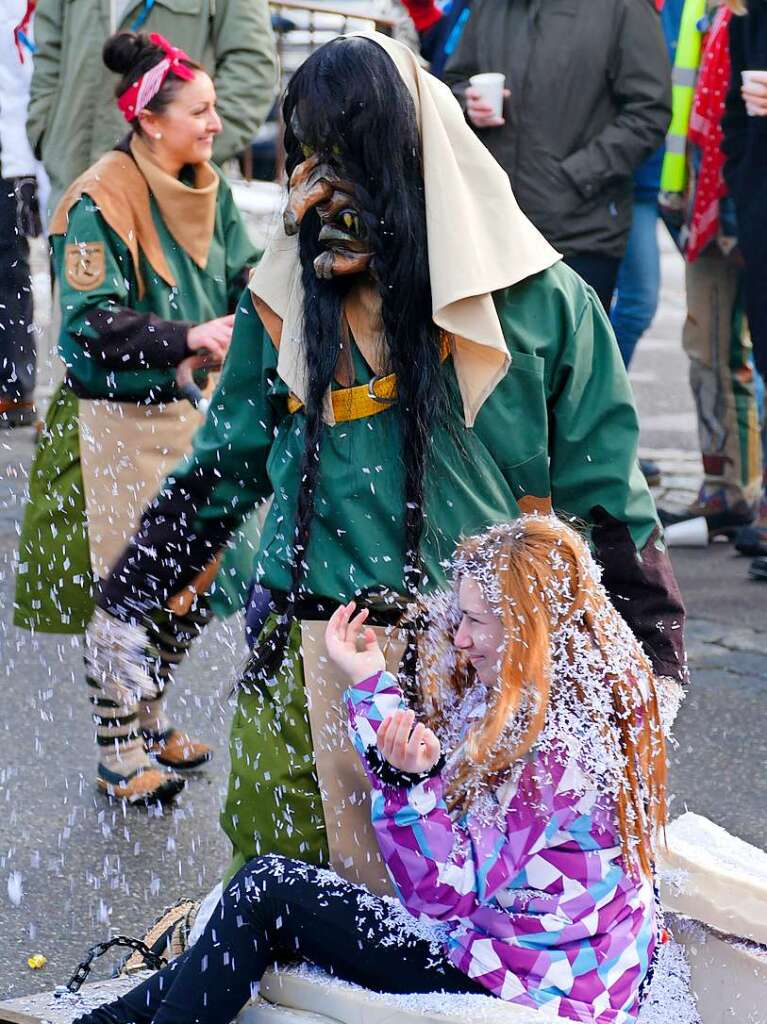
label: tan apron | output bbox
[78,390,211,581]
[300,620,407,897]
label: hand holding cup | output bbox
[741,70,767,116]
[466,73,509,128]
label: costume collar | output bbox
[130,133,219,270]
[48,149,175,299]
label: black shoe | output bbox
[658,503,754,540]
[748,556,767,581]
[640,458,661,487]
[734,523,767,557]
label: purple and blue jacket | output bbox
[345,671,656,1024]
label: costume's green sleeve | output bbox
[56,198,190,370]
[548,285,686,681]
[210,0,278,163]
[97,287,277,621]
[181,290,276,529]
[548,288,657,548]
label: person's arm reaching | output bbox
[560,0,672,200]
[97,287,278,622]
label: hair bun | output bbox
[102,31,157,76]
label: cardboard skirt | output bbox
[77,394,206,580]
[14,380,255,632]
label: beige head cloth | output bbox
[249,31,560,427]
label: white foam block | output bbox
[669,914,767,1024]
[256,964,555,1024]
[658,812,767,945]
[240,1001,335,1024]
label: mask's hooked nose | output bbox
[283,154,333,236]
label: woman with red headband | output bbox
[15,31,259,804]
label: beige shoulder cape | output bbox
[49,150,175,300]
[49,137,219,299]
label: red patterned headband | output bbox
[117,33,196,122]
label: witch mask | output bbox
[283,152,373,280]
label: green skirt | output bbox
[221,617,329,883]
[14,383,96,633]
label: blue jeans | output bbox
[611,198,661,368]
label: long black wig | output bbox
[282,38,447,606]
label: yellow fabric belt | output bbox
[287,372,397,421]
[285,334,450,423]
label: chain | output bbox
[60,936,167,995]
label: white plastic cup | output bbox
[469,73,506,118]
[664,516,709,548]
[741,70,767,116]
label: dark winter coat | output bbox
[722,0,767,375]
[444,0,672,259]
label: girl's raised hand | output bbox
[377,709,442,774]
[325,601,386,684]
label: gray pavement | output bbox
[1,233,765,1000]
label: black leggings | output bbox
[75,856,486,1024]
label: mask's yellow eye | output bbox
[331,144,342,157]
[301,143,314,158]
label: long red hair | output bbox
[413,516,667,878]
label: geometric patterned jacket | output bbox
[346,671,656,1024]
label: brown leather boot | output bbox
[144,728,213,770]
[96,763,185,804]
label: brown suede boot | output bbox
[144,728,213,770]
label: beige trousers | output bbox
[683,253,762,508]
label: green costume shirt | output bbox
[98,262,686,876]
[55,169,255,402]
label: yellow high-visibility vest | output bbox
[660,0,707,192]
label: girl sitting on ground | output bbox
[75,515,668,1024]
